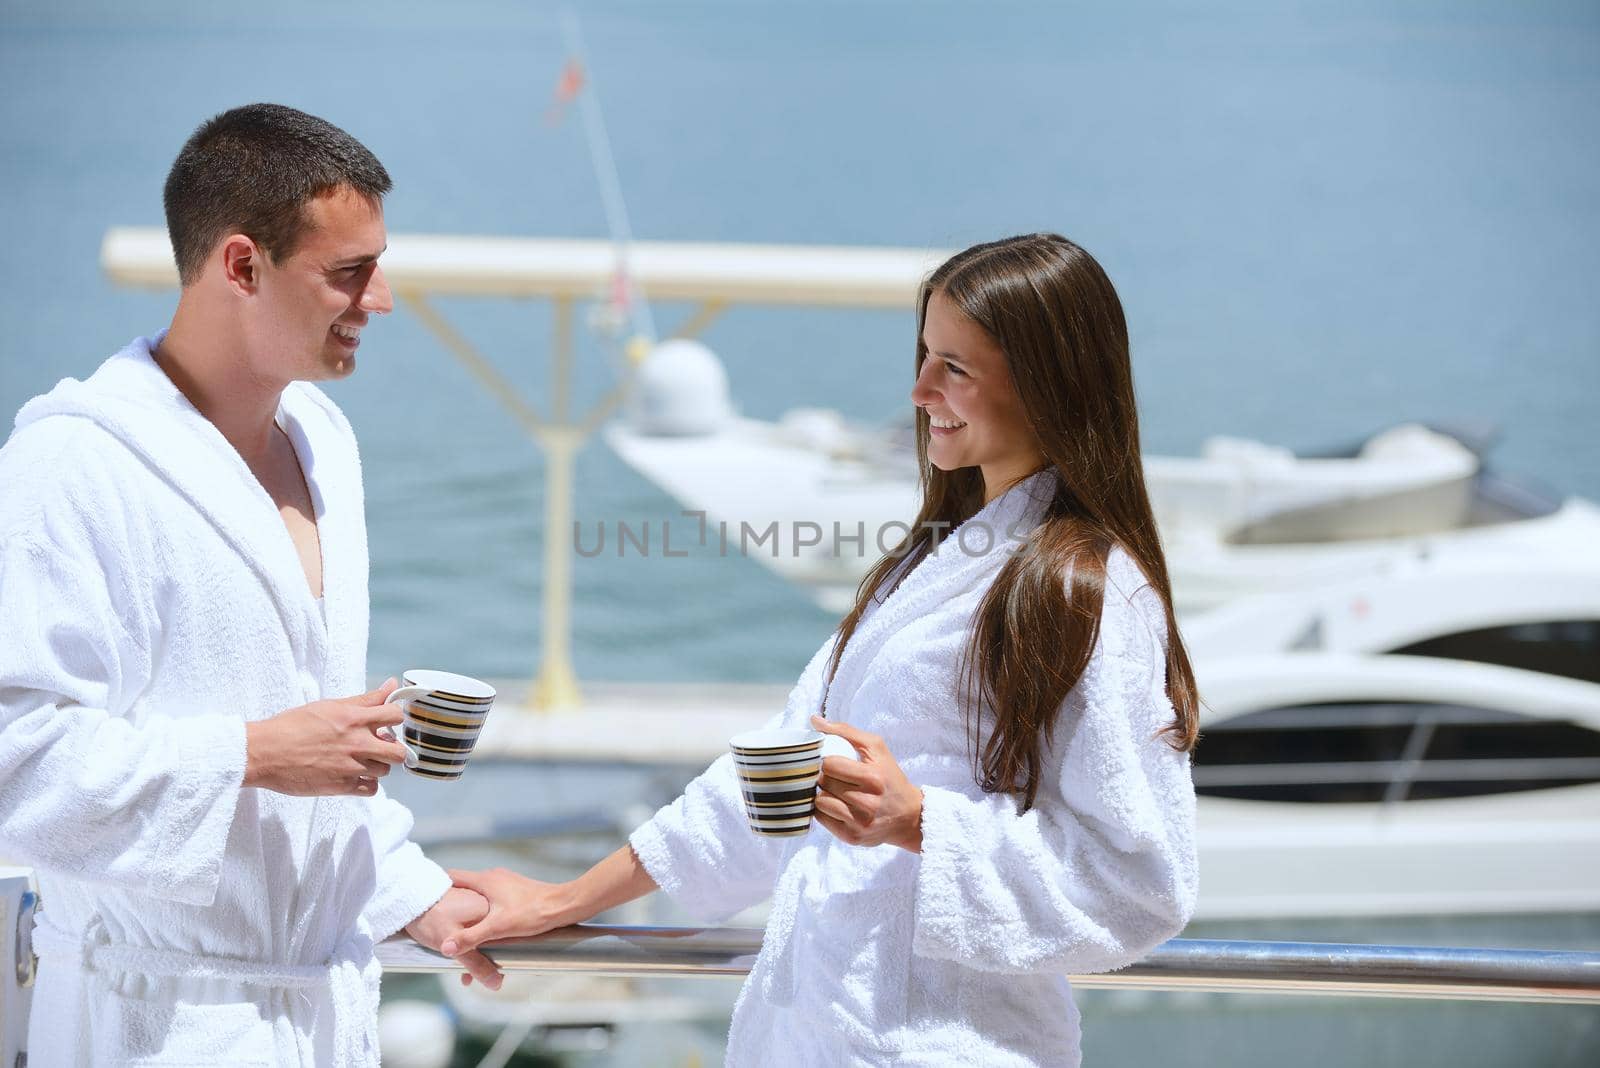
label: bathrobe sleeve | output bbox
[628,636,837,923]
[360,786,452,940]
[912,577,1198,974]
[0,535,247,907]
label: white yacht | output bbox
[1191,653,1600,919]
[1184,555,1600,675]
[606,340,1600,618]
[603,340,1600,924]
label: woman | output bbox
[442,233,1201,1066]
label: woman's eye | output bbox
[944,361,966,377]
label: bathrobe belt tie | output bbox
[33,915,380,1062]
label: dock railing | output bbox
[6,881,1600,1063]
[376,924,1600,1005]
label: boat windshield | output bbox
[1193,701,1600,804]
[1389,620,1600,686]
[1225,470,1564,547]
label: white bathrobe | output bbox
[0,335,450,1066]
[631,472,1198,1066]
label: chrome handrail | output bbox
[377,926,1600,1005]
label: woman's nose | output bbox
[910,364,939,407]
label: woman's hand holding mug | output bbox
[811,715,925,853]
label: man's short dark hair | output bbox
[163,103,391,285]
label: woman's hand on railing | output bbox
[439,868,577,987]
[439,847,660,988]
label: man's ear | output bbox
[219,234,264,295]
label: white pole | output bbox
[560,7,658,343]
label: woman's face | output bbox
[912,289,1045,500]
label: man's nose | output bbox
[360,264,394,315]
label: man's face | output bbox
[252,185,392,382]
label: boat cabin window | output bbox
[1389,620,1600,685]
[1193,700,1600,803]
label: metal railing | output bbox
[5,886,1598,1064]
[377,924,1600,1005]
[3,870,38,1068]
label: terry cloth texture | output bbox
[631,470,1198,1066]
[0,334,449,1066]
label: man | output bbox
[0,103,496,1066]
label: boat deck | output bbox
[467,681,791,764]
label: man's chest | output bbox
[253,431,323,598]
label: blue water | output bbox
[3,0,1598,686]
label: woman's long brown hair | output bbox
[827,233,1199,811]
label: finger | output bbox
[360,759,391,779]
[817,782,879,821]
[455,948,503,990]
[438,890,509,954]
[441,912,503,956]
[355,678,399,706]
[810,714,880,757]
[352,777,378,796]
[363,729,409,764]
[813,792,860,828]
[360,703,405,728]
[819,756,877,788]
[364,737,409,765]
[812,806,858,844]
[447,868,493,896]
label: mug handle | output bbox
[381,685,429,769]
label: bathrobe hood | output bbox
[15,332,364,691]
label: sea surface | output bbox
[3,2,1599,1064]
[4,0,1599,685]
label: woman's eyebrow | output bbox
[932,349,968,365]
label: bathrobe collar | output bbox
[14,333,361,684]
[823,469,1056,717]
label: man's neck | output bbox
[156,301,287,469]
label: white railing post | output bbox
[1,867,38,1068]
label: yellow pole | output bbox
[531,298,583,711]
[669,298,728,340]
[397,291,546,437]
[532,426,582,710]
[401,290,617,713]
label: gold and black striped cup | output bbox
[730,728,824,837]
[383,669,497,781]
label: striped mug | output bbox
[730,727,824,837]
[382,669,496,780]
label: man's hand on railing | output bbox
[405,885,505,990]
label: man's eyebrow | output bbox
[333,244,387,267]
